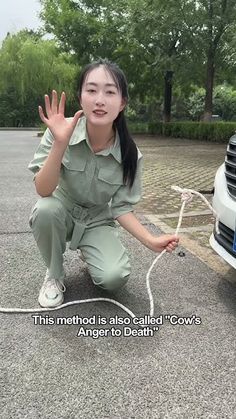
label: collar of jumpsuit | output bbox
[68,116,122,163]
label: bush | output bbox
[175,84,236,122]
[127,120,149,134]
[213,85,236,121]
[148,121,163,135]
[148,121,236,142]
[185,88,205,121]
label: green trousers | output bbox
[29,196,131,291]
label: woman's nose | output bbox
[95,92,105,105]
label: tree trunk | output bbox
[163,70,173,123]
[202,48,215,122]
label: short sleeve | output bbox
[28,128,54,181]
[111,152,143,219]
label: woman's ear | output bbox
[120,97,127,112]
[78,100,84,115]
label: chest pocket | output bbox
[95,167,124,203]
[98,168,124,186]
[62,158,86,172]
[61,154,87,201]
[62,145,87,172]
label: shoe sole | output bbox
[38,295,64,309]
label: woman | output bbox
[28,58,179,308]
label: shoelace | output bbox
[44,278,66,294]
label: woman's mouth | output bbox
[93,110,107,117]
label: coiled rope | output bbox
[0,186,219,316]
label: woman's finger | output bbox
[38,106,48,124]
[71,110,84,129]
[44,94,52,118]
[171,235,179,243]
[166,243,176,252]
[58,91,66,115]
[51,90,58,114]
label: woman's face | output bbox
[80,66,126,126]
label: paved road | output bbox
[135,135,235,280]
[0,131,235,419]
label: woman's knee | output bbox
[29,196,66,229]
[91,262,131,291]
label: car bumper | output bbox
[210,163,236,269]
[209,233,236,269]
[212,164,236,230]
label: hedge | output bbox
[148,121,236,142]
[127,121,149,134]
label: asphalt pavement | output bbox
[0,131,235,419]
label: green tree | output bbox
[39,0,187,119]
[178,0,236,121]
[41,0,236,122]
[125,0,236,121]
[0,30,78,126]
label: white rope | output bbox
[171,186,220,234]
[0,186,218,319]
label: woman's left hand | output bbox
[146,234,179,253]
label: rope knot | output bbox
[181,191,193,203]
[171,186,193,202]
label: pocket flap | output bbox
[98,168,124,185]
[62,156,86,172]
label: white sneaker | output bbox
[38,270,66,308]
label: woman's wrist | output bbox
[143,234,155,249]
[52,140,68,153]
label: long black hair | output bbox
[77,58,138,189]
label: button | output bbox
[72,207,82,218]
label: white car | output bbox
[209,134,236,269]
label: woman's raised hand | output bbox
[39,90,83,146]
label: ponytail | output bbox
[115,111,138,189]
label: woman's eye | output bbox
[86,89,115,94]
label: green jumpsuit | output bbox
[28,116,143,291]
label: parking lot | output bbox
[135,134,235,281]
[0,130,235,419]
